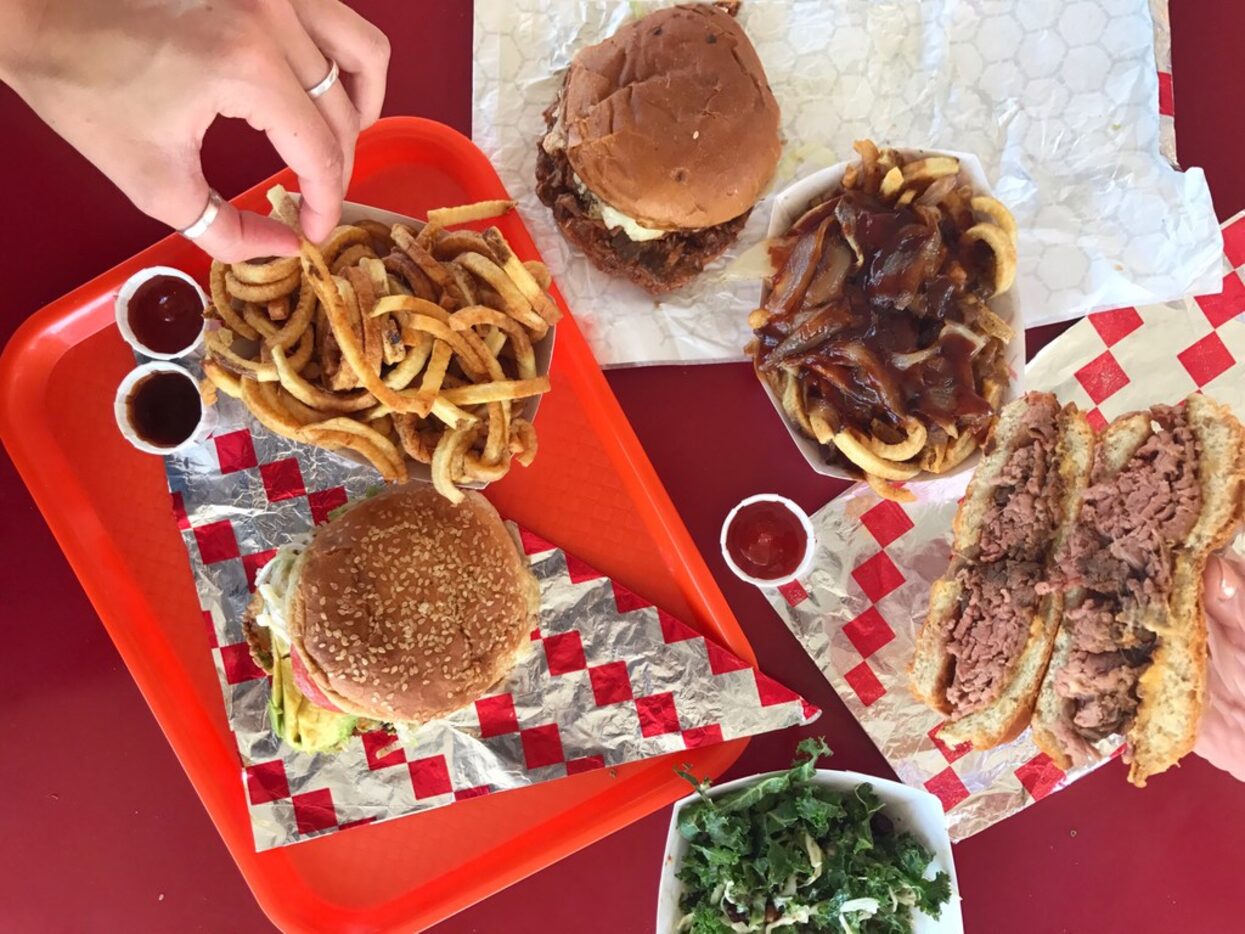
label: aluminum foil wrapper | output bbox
[472,0,1215,367]
[761,210,1245,840]
[167,386,818,852]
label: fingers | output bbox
[121,149,299,262]
[196,203,303,263]
[237,62,345,244]
[268,3,361,195]
[292,0,390,127]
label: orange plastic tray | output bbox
[0,118,752,933]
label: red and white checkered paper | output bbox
[762,211,1245,841]
[171,417,818,851]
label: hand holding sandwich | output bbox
[1195,554,1245,782]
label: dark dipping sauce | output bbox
[751,187,1008,472]
[127,274,203,354]
[127,371,202,448]
[725,500,808,581]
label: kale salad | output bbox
[673,740,953,933]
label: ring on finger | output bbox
[306,58,340,100]
[180,189,223,240]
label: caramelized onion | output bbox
[766,218,831,316]
[804,241,852,305]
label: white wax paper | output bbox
[473,0,1220,367]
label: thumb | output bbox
[121,148,300,262]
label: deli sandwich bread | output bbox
[1032,393,1245,785]
[910,392,1094,747]
[912,391,1245,785]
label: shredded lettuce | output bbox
[674,739,951,933]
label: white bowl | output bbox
[759,147,1026,483]
[115,361,217,455]
[114,265,209,360]
[719,493,816,588]
[656,768,963,933]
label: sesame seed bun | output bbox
[561,3,781,231]
[287,485,540,723]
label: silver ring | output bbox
[179,189,222,240]
[306,58,340,100]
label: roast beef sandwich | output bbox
[1033,394,1245,785]
[910,392,1095,747]
[535,3,781,293]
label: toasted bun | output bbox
[561,3,781,231]
[1128,394,1245,785]
[288,486,540,723]
[910,393,1094,750]
[1034,394,1245,785]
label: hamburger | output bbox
[536,3,781,293]
[244,485,540,752]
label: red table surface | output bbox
[2,2,1243,931]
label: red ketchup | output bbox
[127,274,203,354]
[725,499,808,581]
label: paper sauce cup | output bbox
[115,265,209,360]
[719,493,816,589]
[115,361,217,455]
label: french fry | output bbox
[203,359,242,399]
[212,186,551,499]
[233,255,300,285]
[385,332,432,390]
[450,306,537,378]
[303,419,407,483]
[866,473,917,503]
[426,199,515,227]
[431,426,474,503]
[833,429,921,481]
[209,261,259,340]
[271,344,376,413]
[321,225,370,266]
[439,376,550,406]
[857,417,927,462]
[226,268,300,303]
[432,230,497,261]
[331,242,374,275]
[240,377,303,440]
[901,156,960,184]
[383,251,438,301]
[964,223,1017,296]
[356,219,394,255]
[302,243,427,414]
[523,260,551,292]
[970,196,1018,241]
[483,228,561,325]
[509,417,538,467]
[453,252,548,336]
[416,340,453,415]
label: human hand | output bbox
[0,0,389,261]
[1194,552,1245,781]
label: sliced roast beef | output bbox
[1055,644,1153,740]
[943,396,1065,714]
[1050,405,1201,744]
[535,104,748,293]
[976,393,1064,564]
[945,560,1042,713]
